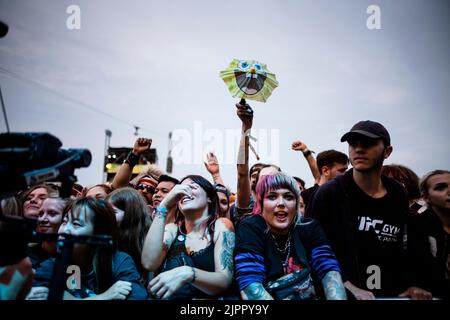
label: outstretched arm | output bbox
[236,102,253,210]
[148,218,235,299]
[111,137,152,190]
[141,184,191,271]
[291,140,320,184]
[204,152,225,186]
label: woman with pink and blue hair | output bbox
[234,172,347,300]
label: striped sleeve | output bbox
[310,244,341,281]
[234,252,265,291]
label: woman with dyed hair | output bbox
[142,175,235,300]
[234,173,347,300]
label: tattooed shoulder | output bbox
[219,231,235,273]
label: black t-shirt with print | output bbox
[347,178,407,296]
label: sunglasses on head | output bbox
[136,184,155,193]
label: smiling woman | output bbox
[20,184,59,219]
[30,197,148,300]
[142,175,236,300]
[27,197,68,271]
[234,173,347,300]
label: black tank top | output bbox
[173,226,215,272]
[157,226,215,299]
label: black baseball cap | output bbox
[340,120,391,146]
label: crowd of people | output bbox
[0,101,448,301]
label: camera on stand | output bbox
[0,132,91,268]
[0,132,91,198]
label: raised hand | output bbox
[159,184,193,210]
[236,101,254,132]
[132,137,152,155]
[204,152,220,176]
[291,140,308,152]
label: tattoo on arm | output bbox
[322,271,347,300]
[242,283,274,300]
[220,231,235,274]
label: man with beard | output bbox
[309,120,431,300]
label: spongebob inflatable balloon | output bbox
[220,59,279,103]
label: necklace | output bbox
[271,230,291,254]
[178,224,208,241]
[271,231,292,272]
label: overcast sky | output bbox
[0,0,449,190]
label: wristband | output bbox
[302,149,312,157]
[191,267,196,283]
[124,151,139,167]
[155,206,168,219]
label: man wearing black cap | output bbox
[308,120,432,300]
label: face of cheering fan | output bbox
[424,173,450,212]
[23,187,49,219]
[152,181,176,207]
[217,192,230,217]
[58,206,95,237]
[178,178,209,215]
[37,198,64,234]
[86,186,108,200]
[262,188,297,235]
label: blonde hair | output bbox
[130,164,164,186]
[419,170,450,195]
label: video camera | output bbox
[0,132,91,268]
[0,132,91,198]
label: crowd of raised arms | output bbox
[1,101,449,300]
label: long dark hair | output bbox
[175,175,219,237]
[106,187,151,276]
[64,197,118,293]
